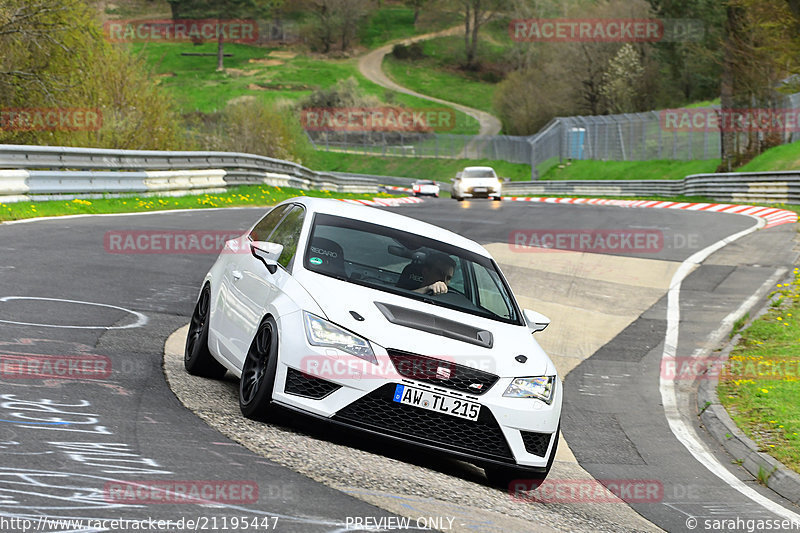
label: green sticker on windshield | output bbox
[309,257,322,265]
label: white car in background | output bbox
[452,166,503,201]
[412,179,440,197]
[185,197,561,487]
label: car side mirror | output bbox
[251,241,283,274]
[523,309,550,333]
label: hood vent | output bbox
[374,302,493,349]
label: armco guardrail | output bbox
[504,171,800,204]
[328,171,452,193]
[0,169,228,203]
[0,144,379,200]
[3,144,799,205]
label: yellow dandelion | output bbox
[762,389,770,394]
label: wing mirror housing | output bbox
[523,309,550,334]
[251,241,283,274]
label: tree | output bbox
[302,0,367,53]
[456,0,509,69]
[0,0,95,103]
[404,0,429,25]
[0,0,183,149]
[646,0,725,103]
[169,0,282,70]
[600,44,645,113]
[718,0,800,169]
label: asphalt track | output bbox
[0,198,797,532]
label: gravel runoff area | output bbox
[164,326,661,533]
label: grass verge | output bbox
[382,35,502,115]
[540,159,721,180]
[718,266,800,475]
[358,7,460,48]
[0,186,393,222]
[738,140,800,172]
[309,151,534,181]
[134,42,479,134]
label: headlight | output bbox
[303,312,376,364]
[503,376,556,404]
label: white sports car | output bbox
[451,166,503,201]
[412,179,440,197]
[185,196,561,486]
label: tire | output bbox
[184,284,227,379]
[484,423,560,490]
[239,316,279,421]
[493,196,502,201]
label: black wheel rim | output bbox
[241,322,272,405]
[185,287,209,362]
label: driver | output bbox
[412,252,456,295]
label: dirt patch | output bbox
[248,58,284,67]
[247,82,312,91]
[228,95,257,105]
[268,51,297,60]
[225,68,259,77]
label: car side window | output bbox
[250,205,291,242]
[473,264,513,319]
[268,205,306,269]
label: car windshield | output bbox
[415,180,435,185]
[304,213,521,325]
[462,169,496,178]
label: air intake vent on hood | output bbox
[374,302,493,349]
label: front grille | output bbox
[284,368,341,399]
[387,349,499,395]
[333,383,514,462]
[520,431,552,457]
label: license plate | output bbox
[472,187,487,193]
[392,384,480,421]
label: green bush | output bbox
[299,77,381,109]
[391,42,425,60]
[0,0,184,150]
[188,99,314,165]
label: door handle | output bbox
[231,270,243,281]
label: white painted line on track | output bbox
[659,215,800,522]
[0,296,148,329]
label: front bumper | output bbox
[272,314,562,469]
[460,188,501,199]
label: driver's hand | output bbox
[427,281,448,295]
